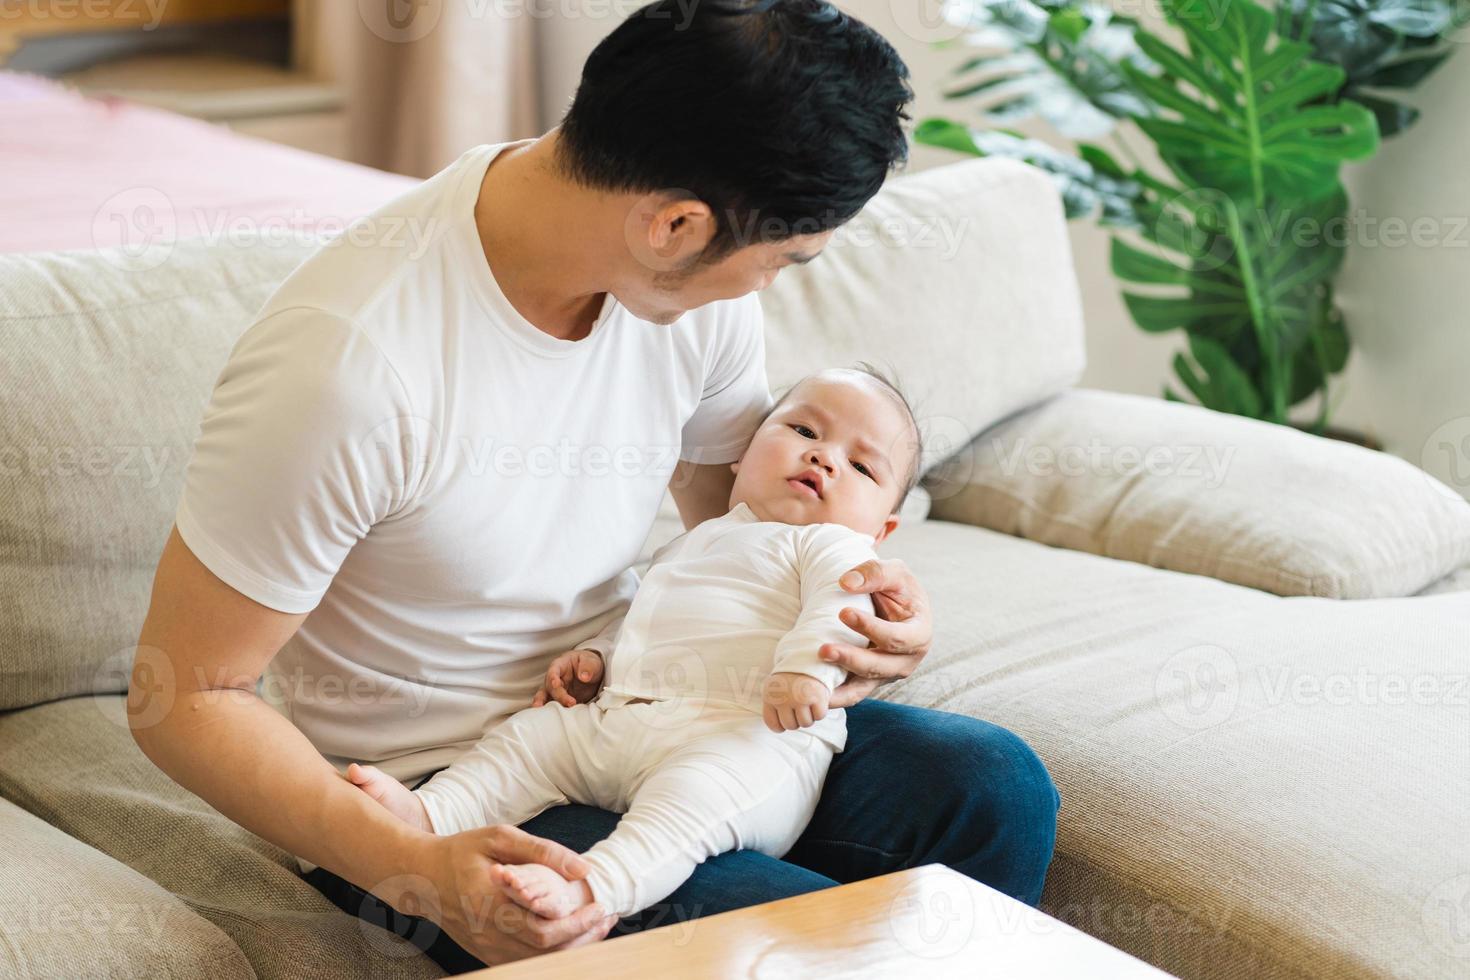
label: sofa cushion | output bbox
[0,793,253,978]
[870,518,1470,979]
[0,696,445,979]
[760,157,1086,476]
[1,157,1079,712]
[0,238,318,710]
[928,388,1470,598]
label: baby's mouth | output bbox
[787,469,824,499]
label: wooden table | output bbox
[470,865,1176,978]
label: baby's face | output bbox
[730,371,916,541]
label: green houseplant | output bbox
[918,0,1461,430]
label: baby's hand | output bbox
[762,671,832,732]
[532,649,605,708]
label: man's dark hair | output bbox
[557,0,912,261]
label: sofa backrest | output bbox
[0,239,318,710]
[760,157,1086,475]
[0,158,1084,711]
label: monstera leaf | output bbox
[1124,0,1379,204]
[940,1,1152,139]
[1287,0,1462,137]
[1113,176,1350,421]
[919,0,1453,429]
[914,119,1143,226]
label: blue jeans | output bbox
[304,699,1060,975]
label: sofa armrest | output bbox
[924,389,1470,598]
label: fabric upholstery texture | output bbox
[927,389,1470,598]
[0,696,445,979]
[0,793,253,979]
[870,519,1470,980]
[0,238,319,710]
[758,157,1087,476]
[1,158,1464,979]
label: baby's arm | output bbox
[529,599,629,707]
[763,526,877,731]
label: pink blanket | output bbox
[0,71,417,255]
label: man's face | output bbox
[618,226,834,325]
[730,372,915,541]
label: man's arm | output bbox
[668,459,736,530]
[129,527,612,961]
[130,526,424,887]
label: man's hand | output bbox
[409,825,616,965]
[762,671,832,732]
[823,558,933,708]
[531,649,605,708]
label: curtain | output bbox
[294,0,539,177]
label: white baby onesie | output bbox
[414,502,878,916]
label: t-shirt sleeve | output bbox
[772,524,879,691]
[173,307,428,614]
[678,292,774,465]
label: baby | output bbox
[348,366,921,922]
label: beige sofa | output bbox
[2,158,1467,979]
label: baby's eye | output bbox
[852,461,875,480]
[791,424,817,439]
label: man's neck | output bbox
[472,130,617,341]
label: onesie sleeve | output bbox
[173,307,429,614]
[771,524,879,691]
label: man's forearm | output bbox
[132,687,434,907]
[668,459,737,529]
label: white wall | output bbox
[535,1,1470,495]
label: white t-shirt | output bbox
[175,142,774,788]
[592,501,876,752]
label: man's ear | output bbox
[873,515,900,544]
[633,193,715,272]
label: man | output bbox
[129,0,1059,971]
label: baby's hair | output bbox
[767,362,923,514]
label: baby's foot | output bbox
[493,862,596,920]
[346,763,431,832]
